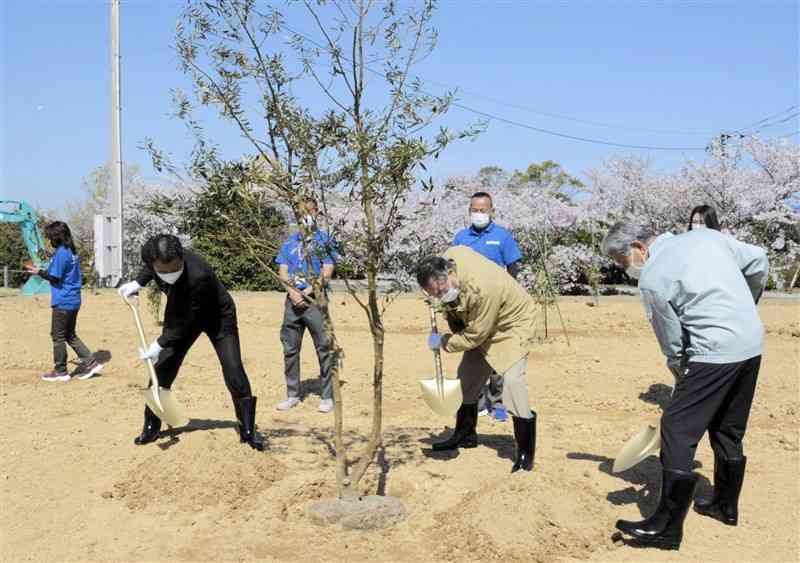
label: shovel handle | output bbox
[122,294,163,411]
[427,302,445,385]
[428,303,439,334]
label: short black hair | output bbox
[45,221,77,254]
[415,255,452,287]
[141,234,184,265]
[470,192,493,205]
[688,204,720,231]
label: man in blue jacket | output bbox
[275,198,338,414]
[602,220,768,550]
[451,191,523,417]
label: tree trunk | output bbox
[347,278,384,491]
[344,90,384,492]
[316,291,349,499]
[789,263,800,293]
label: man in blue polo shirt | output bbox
[275,197,338,413]
[451,191,523,417]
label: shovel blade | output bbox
[612,422,661,473]
[419,377,463,417]
[142,388,186,428]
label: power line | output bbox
[281,24,784,152]
[421,78,772,137]
[109,0,791,140]
[286,23,795,139]
[740,110,800,136]
[450,102,705,151]
[734,105,798,133]
[428,78,797,140]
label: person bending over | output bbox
[416,246,538,473]
[602,220,767,550]
[118,234,264,451]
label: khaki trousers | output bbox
[457,350,533,419]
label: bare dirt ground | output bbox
[1,290,798,562]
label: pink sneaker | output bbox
[42,371,70,382]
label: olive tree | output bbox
[147,0,478,500]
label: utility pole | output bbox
[110,0,124,285]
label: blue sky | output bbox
[1,0,798,211]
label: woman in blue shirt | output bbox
[24,222,103,382]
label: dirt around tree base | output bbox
[307,495,407,530]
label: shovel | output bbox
[122,294,185,428]
[418,302,463,417]
[612,421,661,473]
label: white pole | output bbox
[110,0,124,285]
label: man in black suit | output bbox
[118,234,264,451]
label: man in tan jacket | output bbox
[416,246,538,472]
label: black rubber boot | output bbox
[235,396,265,451]
[615,468,698,550]
[432,403,478,451]
[134,406,162,445]
[694,455,746,525]
[233,398,246,443]
[511,412,536,473]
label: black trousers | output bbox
[152,330,253,402]
[661,356,761,471]
[51,307,92,372]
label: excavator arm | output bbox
[0,200,50,295]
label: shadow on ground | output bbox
[566,451,708,517]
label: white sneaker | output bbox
[76,359,104,380]
[478,408,489,417]
[276,397,301,411]
[42,371,70,382]
[318,399,334,413]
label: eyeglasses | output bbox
[421,275,448,299]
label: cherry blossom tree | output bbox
[385,136,798,292]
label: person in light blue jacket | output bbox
[601,220,768,551]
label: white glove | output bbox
[139,340,163,363]
[119,280,142,298]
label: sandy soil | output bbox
[0,290,798,562]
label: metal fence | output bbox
[1,265,29,289]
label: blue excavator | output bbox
[0,200,50,295]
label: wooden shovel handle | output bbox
[122,295,163,411]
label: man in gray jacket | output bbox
[601,221,768,550]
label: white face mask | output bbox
[625,248,646,280]
[302,215,315,229]
[626,263,643,280]
[156,266,184,285]
[470,212,491,229]
[440,286,459,304]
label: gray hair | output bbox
[601,220,657,258]
[415,255,455,287]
